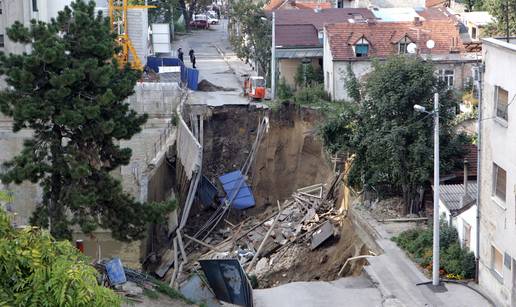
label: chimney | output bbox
[461,159,472,207]
[414,16,422,26]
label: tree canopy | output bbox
[485,0,516,37]
[0,208,121,306]
[321,57,467,213]
[0,0,172,241]
[229,0,271,78]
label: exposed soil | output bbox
[197,79,236,92]
[255,218,368,288]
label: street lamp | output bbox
[414,93,440,287]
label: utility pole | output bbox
[271,11,276,100]
[432,92,440,286]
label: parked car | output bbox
[189,14,209,29]
[207,13,219,25]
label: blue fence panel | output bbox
[145,56,198,90]
[105,257,127,285]
[186,68,199,91]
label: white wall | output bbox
[329,60,372,101]
[323,29,334,98]
[457,205,478,256]
[478,38,516,307]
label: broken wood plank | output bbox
[183,234,221,252]
[247,202,282,272]
[378,217,428,223]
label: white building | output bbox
[478,37,516,307]
[438,181,478,255]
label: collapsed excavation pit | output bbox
[156,103,376,288]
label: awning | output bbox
[218,170,255,210]
[275,48,323,59]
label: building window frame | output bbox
[398,36,411,54]
[32,0,38,12]
[0,34,4,48]
[353,38,369,58]
[492,162,507,207]
[437,69,454,88]
[491,245,504,280]
[495,85,509,123]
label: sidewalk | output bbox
[351,206,494,307]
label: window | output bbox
[492,246,503,277]
[462,221,471,249]
[0,35,4,48]
[398,36,411,54]
[495,86,508,121]
[492,163,507,203]
[471,27,477,40]
[0,1,2,14]
[354,38,369,57]
[318,31,323,45]
[32,0,38,12]
[438,69,454,88]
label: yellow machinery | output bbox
[108,0,156,70]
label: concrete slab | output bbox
[253,275,385,307]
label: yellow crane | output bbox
[108,0,156,70]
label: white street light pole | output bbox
[432,92,440,286]
[413,92,440,286]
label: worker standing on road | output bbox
[189,49,196,69]
[192,55,197,69]
[177,48,184,63]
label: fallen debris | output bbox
[198,79,236,92]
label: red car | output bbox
[189,14,210,29]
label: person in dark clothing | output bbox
[191,55,197,69]
[189,49,194,62]
[177,48,184,62]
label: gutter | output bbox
[475,61,483,283]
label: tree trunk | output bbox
[178,0,190,31]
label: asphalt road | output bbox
[174,20,254,106]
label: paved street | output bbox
[173,20,255,106]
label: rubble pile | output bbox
[182,173,348,285]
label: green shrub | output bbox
[393,221,476,279]
[277,78,293,100]
[294,84,329,105]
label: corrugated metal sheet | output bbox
[439,181,477,211]
[219,170,255,210]
[127,8,148,66]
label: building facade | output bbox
[478,37,516,307]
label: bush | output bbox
[0,209,121,306]
[277,78,293,100]
[393,221,476,279]
[294,63,323,87]
[294,84,330,105]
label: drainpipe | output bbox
[463,159,469,200]
[271,11,276,100]
[475,62,483,283]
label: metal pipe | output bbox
[475,63,483,282]
[271,11,276,100]
[432,92,440,286]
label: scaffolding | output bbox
[108,0,155,70]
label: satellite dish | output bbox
[407,43,417,54]
[426,40,435,49]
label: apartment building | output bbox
[478,37,516,307]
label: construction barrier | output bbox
[146,56,199,91]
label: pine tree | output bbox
[0,0,171,241]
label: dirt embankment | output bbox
[200,103,334,211]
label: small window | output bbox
[495,86,509,121]
[438,69,454,88]
[0,1,3,14]
[318,31,323,45]
[398,36,411,54]
[492,163,507,203]
[32,0,38,12]
[0,35,4,48]
[492,246,503,277]
[471,27,477,40]
[354,38,369,57]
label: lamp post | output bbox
[414,92,440,286]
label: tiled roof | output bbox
[326,20,464,60]
[275,8,376,30]
[277,24,320,47]
[265,0,332,11]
